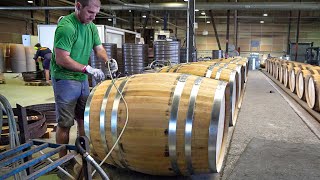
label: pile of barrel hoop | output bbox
[85,57,248,176]
[266,58,320,112]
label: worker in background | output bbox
[51,0,116,162]
[33,43,52,83]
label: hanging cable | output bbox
[91,59,129,178]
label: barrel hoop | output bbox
[205,63,220,78]
[173,64,184,73]
[208,81,227,173]
[229,70,237,125]
[111,77,130,168]
[84,85,99,143]
[169,74,190,175]
[166,65,174,72]
[215,67,224,79]
[99,81,117,165]
[184,76,204,175]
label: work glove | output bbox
[107,59,118,73]
[85,65,105,81]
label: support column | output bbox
[287,11,292,54]
[209,10,221,50]
[44,0,49,24]
[187,0,195,62]
[295,10,301,61]
[225,0,231,58]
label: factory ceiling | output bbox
[0,0,319,26]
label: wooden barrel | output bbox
[10,44,27,73]
[279,64,285,84]
[159,63,238,126]
[211,58,248,82]
[296,69,320,100]
[84,73,229,175]
[306,74,320,111]
[25,46,36,72]
[289,67,301,93]
[194,61,245,88]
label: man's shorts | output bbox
[52,78,90,128]
[43,53,52,70]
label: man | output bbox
[51,0,110,158]
[33,43,52,83]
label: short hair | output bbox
[34,43,41,48]
[76,0,99,7]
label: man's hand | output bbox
[108,59,118,73]
[85,65,105,81]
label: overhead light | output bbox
[108,18,112,21]
[260,20,264,24]
[263,13,268,17]
[27,0,33,3]
[201,11,206,15]
[129,10,131,13]
[206,21,210,24]
[184,0,188,1]
[156,20,159,23]
[142,15,147,18]
[202,30,208,36]
[195,9,199,12]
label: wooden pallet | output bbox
[25,80,51,86]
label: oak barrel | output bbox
[84,73,229,175]
[159,63,238,126]
[10,44,27,72]
[25,46,36,72]
[306,74,320,111]
[296,69,320,100]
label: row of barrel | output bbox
[0,43,36,73]
[90,42,182,78]
[84,57,248,176]
[266,58,320,111]
[90,43,224,79]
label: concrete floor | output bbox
[1,71,319,180]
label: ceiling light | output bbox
[202,30,208,36]
[195,9,199,12]
[201,11,206,15]
[27,0,33,3]
[156,20,159,23]
[260,21,264,24]
[142,15,147,18]
[263,13,268,17]
[108,18,112,21]
[206,21,210,24]
[184,0,188,1]
[129,10,131,12]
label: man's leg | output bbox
[75,79,90,138]
[43,58,50,82]
[45,69,50,82]
[52,79,82,157]
[56,126,71,157]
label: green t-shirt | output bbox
[51,13,101,81]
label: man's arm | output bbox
[55,47,85,72]
[33,49,40,61]
[93,45,108,62]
